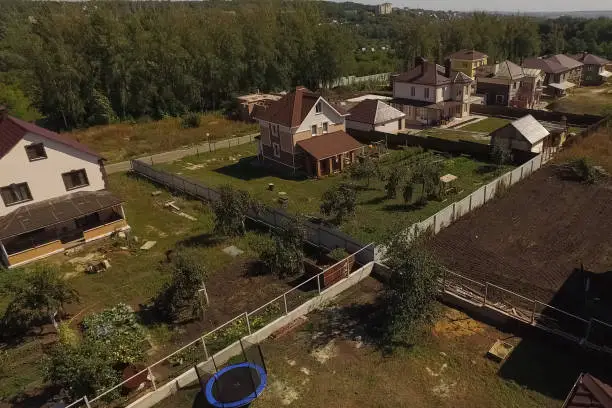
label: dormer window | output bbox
[315,101,322,113]
[25,143,47,161]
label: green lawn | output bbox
[459,117,511,133]
[418,128,491,145]
[158,143,510,243]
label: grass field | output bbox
[158,143,510,243]
[417,128,491,144]
[548,85,612,116]
[459,117,511,133]
[161,277,584,408]
[64,112,258,163]
[555,126,612,172]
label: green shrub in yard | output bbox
[567,157,602,184]
[181,112,201,128]
[320,183,357,224]
[212,186,259,236]
[327,247,350,262]
[260,219,306,279]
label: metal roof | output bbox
[296,131,362,161]
[347,99,405,125]
[510,115,550,145]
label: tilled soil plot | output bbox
[429,166,612,310]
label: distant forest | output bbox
[0,0,611,130]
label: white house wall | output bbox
[296,98,345,134]
[375,120,401,134]
[393,82,438,103]
[0,133,105,216]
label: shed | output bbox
[490,115,550,153]
[346,99,406,134]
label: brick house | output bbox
[254,87,363,178]
[0,108,129,268]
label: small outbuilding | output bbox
[346,99,406,134]
[490,115,550,153]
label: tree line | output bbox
[1,0,611,130]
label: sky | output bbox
[350,0,611,12]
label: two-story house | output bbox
[0,108,129,268]
[475,60,544,108]
[571,52,611,85]
[448,50,488,78]
[254,87,363,178]
[523,54,583,97]
[390,60,473,126]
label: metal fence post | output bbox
[317,274,321,295]
[483,185,487,202]
[148,367,157,390]
[84,396,92,408]
[245,312,252,335]
[531,301,537,324]
[483,283,488,306]
[283,294,288,315]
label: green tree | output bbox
[154,247,207,323]
[384,167,402,199]
[348,156,378,187]
[259,219,306,278]
[320,183,357,224]
[381,239,441,348]
[491,144,513,171]
[1,264,79,336]
[0,83,42,121]
[212,186,257,237]
[402,182,414,204]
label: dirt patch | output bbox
[310,340,338,364]
[270,378,300,405]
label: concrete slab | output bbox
[140,241,157,250]
[487,340,514,362]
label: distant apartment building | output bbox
[475,60,544,108]
[390,59,473,126]
[375,3,393,15]
[522,54,583,97]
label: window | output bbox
[25,143,47,161]
[323,122,329,133]
[311,124,317,136]
[62,169,89,191]
[272,142,280,158]
[1,183,32,206]
[495,95,505,105]
[424,88,430,99]
[411,86,415,97]
[315,101,322,113]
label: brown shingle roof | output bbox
[0,114,102,160]
[393,62,451,86]
[449,49,488,60]
[572,52,610,66]
[0,190,123,240]
[296,131,362,160]
[253,86,320,128]
[523,54,583,74]
[564,373,612,408]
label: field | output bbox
[417,128,490,144]
[64,112,258,163]
[459,117,511,133]
[0,172,299,405]
[428,163,612,320]
[555,126,612,172]
[161,276,612,408]
[157,142,510,243]
[548,85,612,116]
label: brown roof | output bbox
[347,99,405,125]
[572,52,610,66]
[523,54,583,74]
[296,131,362,160]
[0,190,123,240]
[393,62,451,86]
[449,49,488,60]
[253,86,320,128]
[564,373,612,408]
[0,114,102,160]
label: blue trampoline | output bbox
[204,362,267,408]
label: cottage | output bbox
[490,115,550,153]
[475,60,544,108]
[523,54,583,97]
[253,86,362,177]
[0,108,129,268]
[571,52,612,85]
[448,49,488,78]
[346,99,406,134]
[391,60,473,126]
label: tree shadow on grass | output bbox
[177,233,224,248]
[476,164,498,175]
[8,385,63,408]
[360,195,389,206]
[383,200,428,212]
[213,157,308,182]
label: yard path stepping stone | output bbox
[222,245,244,257]
[140,241,157,250]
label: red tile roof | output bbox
[253,86,321,128]
[296,131,362,160]
[564,373,612,408]
[0,114,101,160]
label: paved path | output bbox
[105,132,259,174]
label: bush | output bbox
[567,157,601,184]
[259,220,306,278]
[212,186,258,236]
[154,247,207,323]
[320,183,357,224]
[181,112,201,128]
[327,247,349,261]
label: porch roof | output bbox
[0,190,123,241]
[296,131,362,161]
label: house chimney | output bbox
[444,58,451,77]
